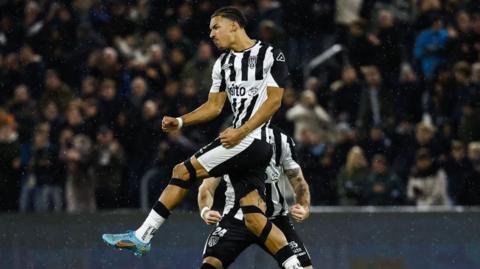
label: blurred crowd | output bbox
[1,0,480,213]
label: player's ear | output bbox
[230,21,239,32]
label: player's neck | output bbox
[230,33,256,52]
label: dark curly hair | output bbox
[211,6,247,28]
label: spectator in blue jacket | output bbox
[414,15,450,80]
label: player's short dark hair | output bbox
[211,7,247,28]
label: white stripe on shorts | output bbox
[196,135,255,172]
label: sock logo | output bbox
[150,227,157,236]
[142,226,157,241]
[288,241,302,254]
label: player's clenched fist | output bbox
[162,116,180,132]
[201,208,222,225]
[290,204,310,223]
[219,127,246,148]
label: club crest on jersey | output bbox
[208,235,219,247]
[248,56,257,69]
[266,166,281,182]
[222,63,232,70]
[248,87,259,97]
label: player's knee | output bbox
[243,212,265,234]
[202,256,223,269]
[239,190,266,212]
[172,163,190,181]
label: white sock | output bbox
[134,209,166,243]
[282,255,302,269]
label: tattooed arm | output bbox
[285,167,311,222]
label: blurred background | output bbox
[0,0,480,268]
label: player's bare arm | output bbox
[285,167,311,223]
[220,86,283,148]
[162,92,227,132]
[198,177,222,225]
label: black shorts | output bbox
[195,137,272,199]
[202,216,312,268]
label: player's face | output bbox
[209,16,234,50]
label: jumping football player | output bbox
[102,6,302,269]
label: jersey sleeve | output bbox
[265,48,289,88]
[209,54,226,93]
[281,135,300,171]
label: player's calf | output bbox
[134,159,198,243]
[243,210,301,268]
[239,191,301,269]
[201,256,223,269]
[103,157,209,254]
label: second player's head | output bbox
[209,7,247,50]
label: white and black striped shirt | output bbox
[222,127,299,220]
[210,41,289,140]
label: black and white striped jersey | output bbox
[222,127,300,220]
[210,41,289,140]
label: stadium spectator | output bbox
[337,146,369,205]
[40,69,73,113]
[40,101,62,146]
[458,99,480,144]
[331,122,357,169]
[407,148,450,206]
[92,47,130,97]
[91,126,125,209]
[360,125,393,162]
[444,140,471,204]
[63,133,96,213]
[330,65,363,125]
[180,41,215,98]
[297,127,338,206]
[144,44,170,93]
[0,53,22,103]
[457,142,480,205]
[19,44,45,99]
[357,66,395,135]
[395,64,423,123]
[287,89,334,143]
[164,23,193,60]
[448,10,476,63]
[335,0,362,28]
[394,121,444,179]
[424,65,458,126]
[98,79,122,127]
[0,112,21,212]
[471,13,480,60]
[258,20,284,49]
[369,9,402,82]
[7,85,37,143]
[413,14,450,80]
[129,76,151,110]
[363,154,404,205]
[82,98,101,140]
[30,123,63,212]
[271,87,296,137]
[342,19,376,69]
[79,76,99,99]
[127,100,162,206]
